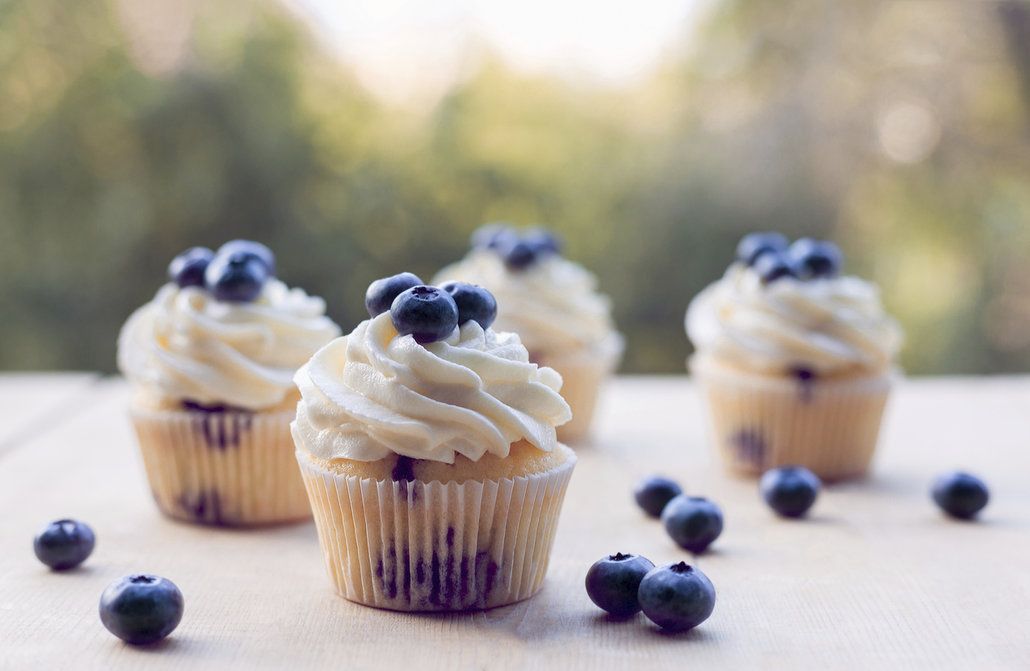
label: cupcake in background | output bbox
[293,273,575,611]
[686,233,902,481]
[118,241,340,526]
[433,224,623,442]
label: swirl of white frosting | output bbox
[433,250,620,355]
[118,280,341,410]
[686,264,902,376]
[292,313,572,464]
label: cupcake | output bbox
[433,224,622,441]
[686,233,902,481]
[117,241,340,526]
[292,273,575,611]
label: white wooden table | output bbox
[1,375,1029,670]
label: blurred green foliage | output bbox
[1,0,1029,374]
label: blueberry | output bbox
[932,471,989,520]
[501,239,538,271]
[760,466,821,518]
[439,282,497,329]
[584,552,655,617]
[471,222,518,250]
[99,574,184,645]
[33,519,95,571]
[789,238,843,279]
[753,251,797,285]
[634,476,683,518]
[661,495,724,554]
[167,247,214,288]
[637,561,716,632]
[523,227,563,256]
[736,232,789,266]
[365,272,424,318]
[217,240,276,276]
[204,252,269,303]
[390,285,459,344]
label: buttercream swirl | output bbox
[118,280,341,410]
[433,250,620,355]
[686,263,902,376]
[292,313,572,464]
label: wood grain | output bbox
[1,376,1028,670]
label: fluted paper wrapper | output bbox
[536,336,622,443]
[297,453,576,612]
[129,406,311,526]
[693,357,895,481]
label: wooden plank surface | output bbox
[1,376,1029,670]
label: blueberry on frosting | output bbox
[390,285,460,344]
[168,247,214,288]
[439,281,497,330]
[218,239,276,276]
[736,232,788,266]
[789,238,843,279]
[204,251,269,303]
[753,251,797,285]
[470,223,564,272]
[366,272,424,318]
[471,222,518,251]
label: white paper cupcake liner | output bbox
[296,452,576,612]
[536,335,622,443]
[692,357,896,481]
[129,406,311,526]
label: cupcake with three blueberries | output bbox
[117,241,340,526]
[433,224,623,442]
[292,273,576,611]
[686,233,902,481]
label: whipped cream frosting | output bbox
[118,280,341,410]
[433,250,620,355]
[292,313,572,464]
[686,264,902,376]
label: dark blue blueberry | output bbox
[217,240,276,276]
[634,476,683,518]
[661,495,724,554]
[390,285,459,344]
[167,247,214,288]
[99,575,184,645]
[760,466,821,518]
[932,471,989,520]
[501,239,538,271]
[753,251,798,285]
[204,252,269,303]
[523,227,563,256]
[365,272,424,318]
[790,238,843,279]
[585,553,655,617]
[471,222,518,250]
[33,519,95,571]
[736,232,789,266]
[637,561,716,632]
[439,282,497,330]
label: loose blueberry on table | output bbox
[932,471,989,520]
[736,231,789,266]
[33,519,95,571]
[99,574,184,645]
[760,466,821,519]
[168,247,214,288]
[366,272,424,318]
[637,562,716,632]
[439,281,498,330]
[390,285,460,344]
[789,238,842,279]
[634,476,684,518]
[662,495,724,554]
[585,553,655,618]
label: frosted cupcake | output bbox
[686,233,902,481]
[292,273,575,611]
[434,224,622,442]
[118,241,340,526]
